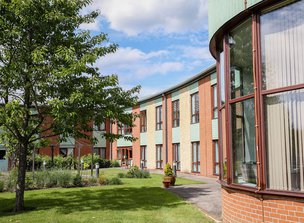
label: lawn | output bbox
[0,169,213,223]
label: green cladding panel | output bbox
[208,0,263,40]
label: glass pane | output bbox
[215,164,219,175]
[220,108,227,181]
[193,144,197,162]
[215,141,219,162]
[229,19,254,99]
[101,148,106,159]
[265,89,304,191]
[177,144,180,161]
[197,144,200,162]
[261,1,304,90]
[220,51,225,105]
[231,98,256,186]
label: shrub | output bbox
[110,160,121,167]
[98,159,111,168]
[125,166,151,178]
[98,175,109,185]
[56,170,73,188]
[117,173,125,178]
[108,177,122,185]
[73,174,82,187]
[6,168,17,192]
[0,180,4,192]
[25,175,34,190]
[85,177,98,186]
[164,163,173,176]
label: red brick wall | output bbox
[222,188,304,223]
[199,76,214,177]
[166,94,172,165]
[105,119,111,160]
[111,122,118,160]
[132,105,140,166]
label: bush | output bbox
[56,170,73,188]
[110,160,121,167]
[98,159,111,168]
[108,177,122,185]
[73,174,82,187]
[82,177,98,187]
[25,175,34,190]
[0,180,4,192]
[6,168,17,192]
[164,163,173,176]
[98,175,109,185]
[125,166,151,178]
[117,173,125,178]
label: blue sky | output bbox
[81,0,214,98]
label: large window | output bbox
[156,145,162,169]
[229,19,256,186]
[213,141,219,175]
[192,142,200,173]
[117,123,123,135]
[217,1,304,195]
[231,99,256,186]
[94,147,106,159]
[156,106,162,130]
[140,146,147,168]
[93,121,106,131]
[173,143,181,171]
[191,92,199,123]
[172,100,180,127]
[60,148,74,157]
[260,1,304,192]
[140,110,147,133]
[124,125,132,135]
[212,84,218,119]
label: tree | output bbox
[0,0,140,212]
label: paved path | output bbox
[150,170,222,222]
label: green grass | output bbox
[0,169,213,223]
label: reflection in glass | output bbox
[261,1,304,90]
[265,89,304,191]
[229,20,254,99]
[231,99,256,186]
[220,108,227,181]
[220,51,225,105]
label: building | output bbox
[111,66,218,177]
[17,65,218,179]
[208,0,304,222]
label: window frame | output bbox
[140,110,147,133]
[192,142,200,173]
[156,144,163,169]
[216,1,304,197]
[124,124,132,135]
[212,84,218,119]
[172,99,180,127]
[155,105,162,130]
[191,92,199,124]
[173,143,181,171]
[140,146,147,168]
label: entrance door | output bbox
[118,147,132,166]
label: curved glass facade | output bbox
[217,0,304,194]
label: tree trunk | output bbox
[15,143,27,212]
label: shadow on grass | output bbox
[0,186,184,217]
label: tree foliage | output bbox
[0,0,140,211]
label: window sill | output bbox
[219,180,304,198]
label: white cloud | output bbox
[97,47,183,82]
[85,0,208,36]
